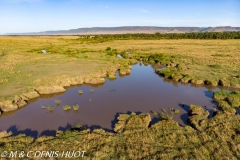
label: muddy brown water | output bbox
[0,63,234,138]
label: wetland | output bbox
[0,62,228,137]
[1,36,240,159]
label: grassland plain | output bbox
[0,37,240,110]
[0,36,135,112]
[1,36,240,159]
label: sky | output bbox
[0,0,239,34]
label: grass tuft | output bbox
[55,100,61,105]
[63,105,71,111]
[78,90,83,94]
[151,111,158,117]
[47,106,53,112]
[73,104,79,111]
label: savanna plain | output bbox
[1,35,240,159]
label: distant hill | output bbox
[5,26,240,35]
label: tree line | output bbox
[85,32,240,40]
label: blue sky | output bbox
[0,0,239,34]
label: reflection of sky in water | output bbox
[0,63,232,138]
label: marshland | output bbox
[1,34,240,159]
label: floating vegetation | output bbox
[78,90,83,94]
[47,106,53,112]
[90,89,94,93]
[89,99,92,102]
[63,105,71,111]
[41,105,46,109]
[55,100,61,105]
[73,104,79,111]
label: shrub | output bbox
[89,99,92,102]
[41,105,46,109]
[90,89,94,93]
[78,90,83,94]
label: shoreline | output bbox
[0,64,133,114]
